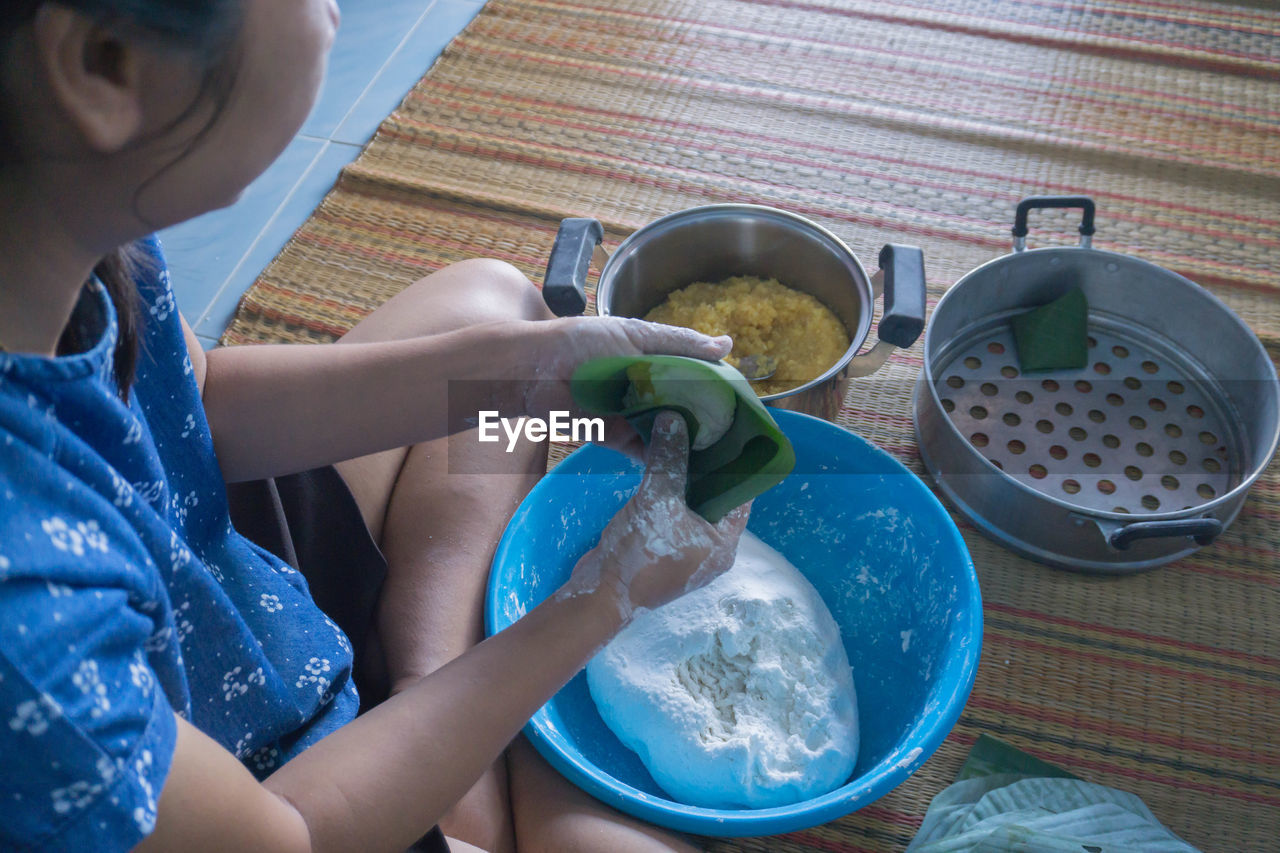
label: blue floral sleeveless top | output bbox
[0,237,358,851]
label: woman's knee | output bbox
[341,258,551,345]
[426,258,552,326]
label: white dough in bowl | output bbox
[586,532,859,809]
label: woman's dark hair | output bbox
[0,0,243,397]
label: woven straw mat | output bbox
[222,0,1280,850]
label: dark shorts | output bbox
[227,466,451,853]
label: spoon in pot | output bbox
[735,353,778,382]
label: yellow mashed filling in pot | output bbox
[643,276,851,397]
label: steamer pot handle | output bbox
[876,244,926,348]
[1012,196,1096,251]
[1108,517,1223,550]
[542,218,603,317]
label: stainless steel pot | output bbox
[914,196,1280,572]
[542,204,926,420]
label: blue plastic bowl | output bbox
[486,409,981,837]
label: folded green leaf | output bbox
[1012,286,1089,373]
[909,776,1200,853]
[570,355,795,522]
[910,774,1030,847]
[956,734,1079,782]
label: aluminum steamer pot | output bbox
[914,196,1280,572]
[541,204,926,421]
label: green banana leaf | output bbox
[569,355,795,522]
[907,737,1200,853]
[957,734,1080,782]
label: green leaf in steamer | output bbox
[569,355,795,523]
[1012,286,1089,373]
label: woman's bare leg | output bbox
[334,259,703,853]
[334,259,549,853]
[507,737,703,853]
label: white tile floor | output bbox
[159,0,488,349]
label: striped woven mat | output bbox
[224,0,1280,850]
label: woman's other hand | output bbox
[563,410,751,623]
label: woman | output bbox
[0,1,749,850]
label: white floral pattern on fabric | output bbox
[148,290,175,323]
[132,749,158,835]
[143,625,172,653]
[221,666,266,701]
[51,779,97,816]
[41,517,76,553]
[169,490,199,527]
[128,654,154,695]
[173,599,194,643]
[259,593,283,613]
[168,531,192,575]
[80,520,110,553]
[41,517,109,557]
[323,615,352,655]
[8,695,62,736]
[295,657,332,697]
[304,658,330,676]
[249,744,280,773]
[222,667,247,701]
[131,479,164,506]
[26,393,55,420]
[110,470,134,507]
[49,755,122,818]
[122,418,143,445]
[71,660,111,719]
[97,754,123,786]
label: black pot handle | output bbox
[1108,517,1223,550]
[542,218,603,317]
[876,244,926,348]
[1012,196,1096,251]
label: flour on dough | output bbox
[586,532,859,809]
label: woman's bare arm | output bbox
[135,413,749,853]
[199,315,729,483]
[138,569,628,853]
[200,321,525,483]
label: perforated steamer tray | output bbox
[913,197,1280,573]
[935,319,1238,517]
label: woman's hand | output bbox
[562,410,751,624]
[522,316,732,457]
